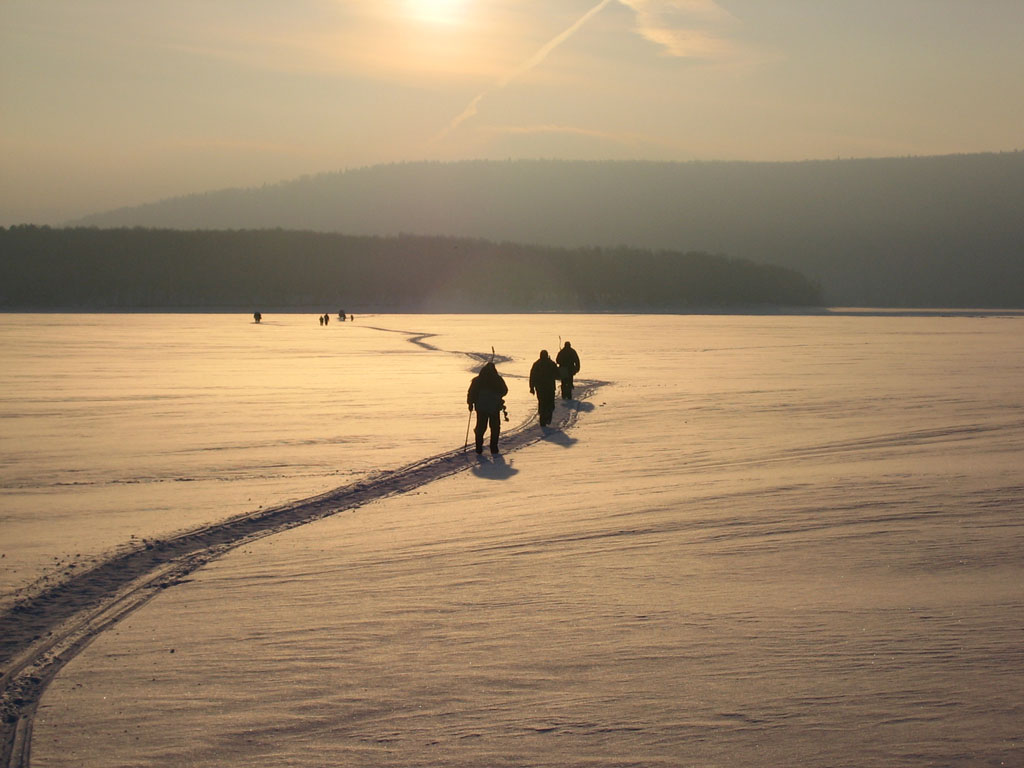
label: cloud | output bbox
[479,122,685,159]
[434,0,745,141]
[435,0,616,140]
[619,0,734,23]
[486,122,666,147]
[617,0,740,59]
[490,123,630,138]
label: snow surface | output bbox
[4,312,1024,767]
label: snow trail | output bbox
[0,326,602,768]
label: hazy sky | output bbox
[3,0,1022,225]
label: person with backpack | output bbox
[555,341,581,400]
[467,362,508,454]
[529,350,560,427]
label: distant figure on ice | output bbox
[467,362,508,455]
[338,311,346,322]
[323,313,330,325]
[253,311,262,323]
[556,341,581,400]
[529,350,559,427]
[318,315,324,326]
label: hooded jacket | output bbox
[467,362,508,414]
[530,352,560,392]
[556,344,580,375]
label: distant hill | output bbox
[74,154,1024,307]
[0,228,822,311]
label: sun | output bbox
[406,0,467,24]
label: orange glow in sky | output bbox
[2,1,1023,225]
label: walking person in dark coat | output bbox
[556,341,581,400]
[467,362,508,454]
[529,350,560,427]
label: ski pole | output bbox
[464,408,472,452]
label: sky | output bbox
[2,0,1023,225]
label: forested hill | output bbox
[72,153,1024,307]
[0,227,822,311]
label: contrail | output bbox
[435,0,614,140]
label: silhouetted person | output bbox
[319,315,324,326]
[529,350,559,427]
[467,362,508,454]
[253,311,261,323]
[556,341,581,400]
[338,311,346,321]
[323,313,330,325]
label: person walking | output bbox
[556,341,581,400]
[467,362,508,454]
[529,350,560,427]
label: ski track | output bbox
[0,327,602,768]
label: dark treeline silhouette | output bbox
[0,227,822,310]
[71,153,1024,307]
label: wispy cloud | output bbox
[435,0,743,140]
[618,0,739,59]
[435,0,616,141]
[490,123,631,139]
[482,122,685,157]
[486,122,664,146]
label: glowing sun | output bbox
[407,0,467,24]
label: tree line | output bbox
[71,154,1024,307]
[0,226,823,310]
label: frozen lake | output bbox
[1,313,533,605]
[3,311,1024,766]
